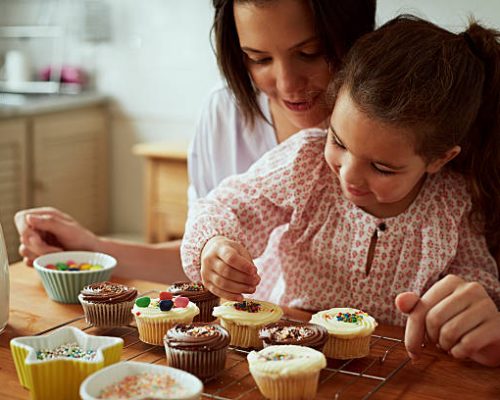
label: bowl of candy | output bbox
[33,251,116,303]
[80,361,203,400]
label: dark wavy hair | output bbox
[332,15,500,257]
[211,0,376,126]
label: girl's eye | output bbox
[372,164,395,175]
[331,137,346,150]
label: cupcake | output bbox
[212,300,283,348]
[78,281,138,327]
[132,294,200,346]
[167,281,219,322]
[310,307,377,359]
[259,321,328,351]
[247,344,326,400]
[164,322,230,380]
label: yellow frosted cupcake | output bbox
[212,300,283,348]
[132,295,199,346]
[247,344,326,400]
[310,307,377,359]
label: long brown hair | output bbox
[211,0,376,126]
[333,15,500,255]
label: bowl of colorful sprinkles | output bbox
[80,361,203,400]
[33,251,117,303]
[10,326,123,400]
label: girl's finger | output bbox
[217,245,256,274]
[204,279,243,301]
[437,298,493,351]
[212,259,260,286]
[210,269,256,295]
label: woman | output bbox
[15,0,376,282]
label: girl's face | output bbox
[234,0,332,130]
[325,90,450,217]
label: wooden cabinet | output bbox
[133,141,189,243]
[0,119,28,262]
[0,105,109,262]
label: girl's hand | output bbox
[396,274,500,367]
[15,207,98,266]
[200,235,261,301]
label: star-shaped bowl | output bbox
[10,326,123,400]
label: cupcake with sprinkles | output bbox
[167,281,219,322]
[212,299,283,348]
[247,344,326,400]
[78,281,138,327]
[164,322,230,379]
[259,321,328,351]
[132,292,200,346]
[310,307,377,359]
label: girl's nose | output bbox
[340,158,366,188]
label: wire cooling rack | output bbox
[34,313,410,399]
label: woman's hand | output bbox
[200,235,261,301]
[15,207,98,266]
[396,274,500,367]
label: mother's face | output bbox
[234,0,332,130]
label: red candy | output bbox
[174,296,189,308]
[159,291,173,301]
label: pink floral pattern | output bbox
[181,129,499,326]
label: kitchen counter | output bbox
[0,91,108,118]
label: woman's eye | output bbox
[299,51,322,59]
[246,56,271,65]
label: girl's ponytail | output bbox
[454,23,500,257]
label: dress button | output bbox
[378,222,387,232]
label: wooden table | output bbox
[1,262,499,399]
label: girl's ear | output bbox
[426,146,461,174]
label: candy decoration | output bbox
[173,296,189,308]
[159,291,173,301]
[335,311,365,324]
[233,300,261,313]
[160,299,174,311]
[135,297,151,308]
[43,260,103,271]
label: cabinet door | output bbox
[32,107,108,234]
[0,119,28,262]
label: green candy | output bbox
[135,297,151,307]
[56,262,68,271]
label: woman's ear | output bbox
[426,146,461,174]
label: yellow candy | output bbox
[90,265,103,270]
[80,264,91,270]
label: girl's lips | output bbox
[347,186,371,197]
[283,95,317,112]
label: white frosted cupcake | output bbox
[132,295,199,345]
[212,300,283,348]
[310,307,377,359]
[247,345,326,400]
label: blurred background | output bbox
[1,0,499,262]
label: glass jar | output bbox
[0,223,10,334]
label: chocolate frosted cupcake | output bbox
[259,321,328,351]
[167,281,219,322]
[164,323,230,380]
[78,281,138,327]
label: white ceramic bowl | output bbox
[80,361,203,400]
[33,251,116,303]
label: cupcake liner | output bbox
[194,297,219,323]
[251,371,321,400]
[164,346,227,380]
[219,319,262,349]
[323,334,372,359]
[134,316,196,346]
[79,295,135,327]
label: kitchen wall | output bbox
[2,0,500,240]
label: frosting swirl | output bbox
[167,281,218,302]
[80,281,137,304]
[247,345,326,376]
[164,323,230,351]
[310,308,377,338]
[259,321,328,349]
[212,300,283,327]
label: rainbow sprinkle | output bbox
[98,372,186,399]
[36,342,96,361]
[233,300,261,313]
[336,311,366,324]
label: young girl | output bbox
[181,16,500,366]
